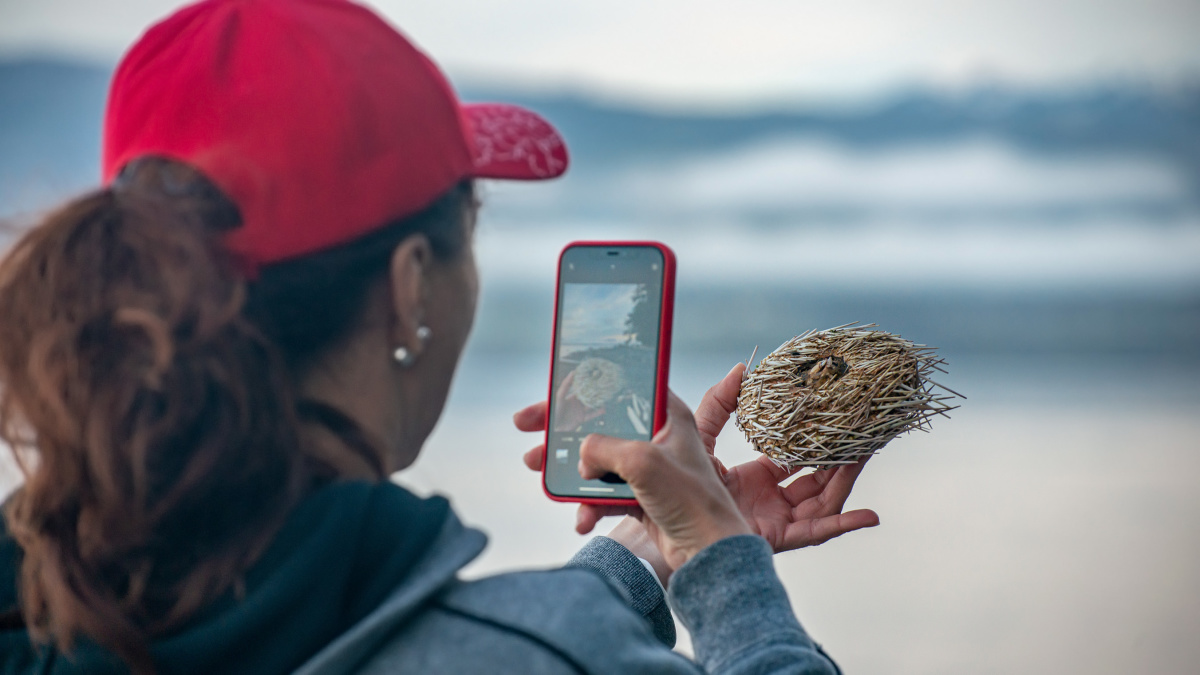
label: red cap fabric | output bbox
[102,0,568,267]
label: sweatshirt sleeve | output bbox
[566,536,676,647]
[667,535,841,675]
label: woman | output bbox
[0,0,879,673]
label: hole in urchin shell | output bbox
[793,354,848,388]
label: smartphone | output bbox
[543,241,676,505]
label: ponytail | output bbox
[0,174,305,670]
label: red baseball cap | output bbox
[102,0,568,268]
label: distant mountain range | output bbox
[2,57,1199,214]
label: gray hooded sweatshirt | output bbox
[293,507,841,674]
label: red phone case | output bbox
[542,241,676,505]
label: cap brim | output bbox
[462,103,569,180]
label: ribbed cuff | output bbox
[567,536,676,647]
[668,535,815,670]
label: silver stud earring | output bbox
[393,325,432,368]
[392,346,414,367]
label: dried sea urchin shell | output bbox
[570,357,625,409]
[735,323,961,468]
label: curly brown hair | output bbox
[0,159,472,672]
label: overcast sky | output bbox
[2,0,1198,107]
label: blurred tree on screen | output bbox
[624,284,656,347]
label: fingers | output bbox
[523,444,545,471]
[513,401,548,432]
[554,371,576,407]
[811,457,870,513]
[817,457,870,513]
[781,457,870,511]
[755,453,800,484]
[694,363,745,453]
[575,504,641,534]
[782,508,880,549]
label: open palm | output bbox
[693,363,879,552]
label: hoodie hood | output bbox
[1,480,464,674]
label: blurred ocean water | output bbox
[2,59,1198,673]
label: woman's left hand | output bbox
[513,363,879,557]
[691,363,880,553]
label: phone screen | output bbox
[544,244,667,500]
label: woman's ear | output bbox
[387,234,433,349]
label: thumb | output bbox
[578,433,654,483]
[694,363,744,454]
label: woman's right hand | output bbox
[578,393,755,571]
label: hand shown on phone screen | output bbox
[552,370,605,431]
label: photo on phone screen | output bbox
[544,244,672,501]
